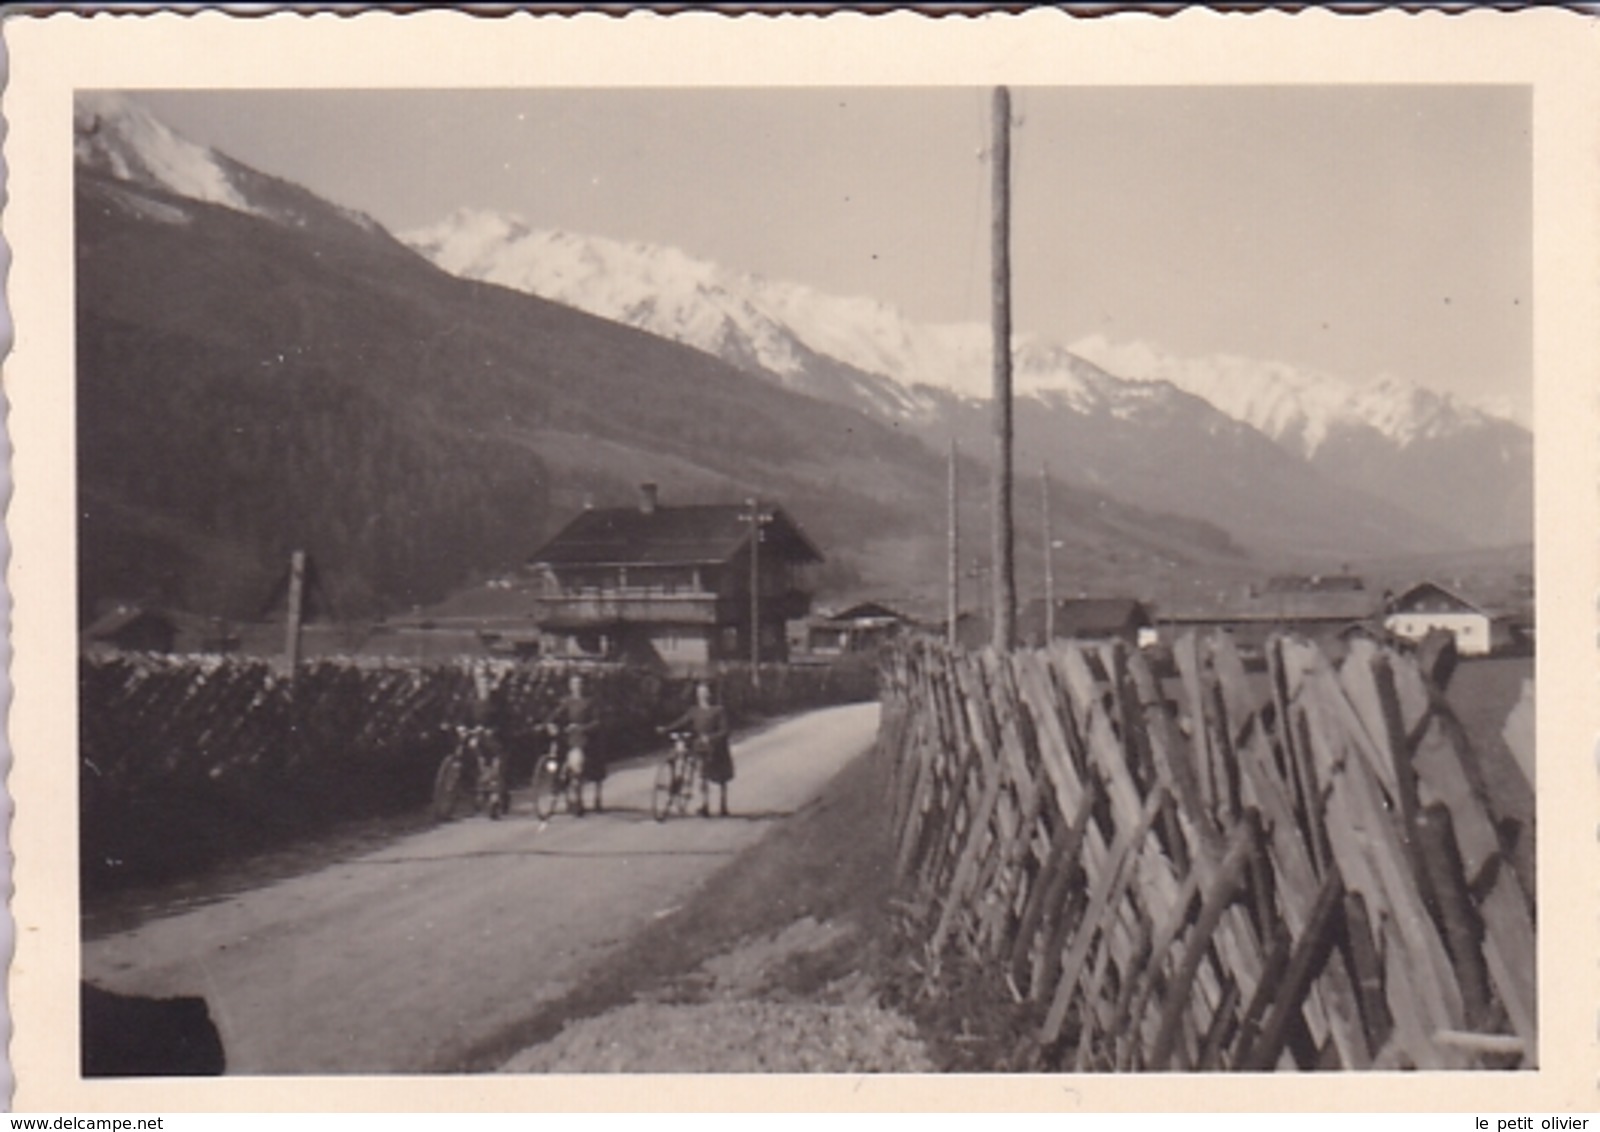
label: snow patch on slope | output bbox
[75,92,255,216]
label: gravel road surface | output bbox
[82,702,881,1074]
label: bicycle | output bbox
[432,723,508,822]
[530,724,585,820]
[652,730,705,822]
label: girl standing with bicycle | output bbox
[542,673,606,815]
[659,680,733,817]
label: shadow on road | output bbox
[351,845,742,864]
[486,805,798,825]
[638,809,798,824]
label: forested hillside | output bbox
[76,170,1248,621]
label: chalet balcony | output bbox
[535,588,722,628]
[534,587,813,629]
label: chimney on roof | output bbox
[639,482,659,515]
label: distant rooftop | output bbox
[530,487,823,569]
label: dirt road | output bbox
[82,702,881,1074]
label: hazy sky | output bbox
[134,86,1531,412]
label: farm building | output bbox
[81,605,248,655]
[1156,578,1379,654]
[799,601,912,657]
[1018,597,1153,649]
[1384,581,1515,657]
[368,576,549,661]
[81,605,178,654]
[527,483,823,671]
[954,598,1154,650]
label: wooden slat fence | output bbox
[877,633,1535,1071]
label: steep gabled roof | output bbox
[830,601,908,624]
[529,503,823,569]
[82,605,171,641]
[1388,581,1487,617]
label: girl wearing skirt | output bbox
[660,680,733,817]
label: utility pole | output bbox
[283,548,306,674]
[990,85,1017,651]
[743,498,771,688]
[1042,463,1055,644]
[948,437,959,648]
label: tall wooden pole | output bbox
[948,437,959,647]
[283,548,306,673]
[990,86,1016,651]
[1042,463,1055,644]
[748,498,761,687]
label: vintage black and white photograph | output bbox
[69,78,1538,1075]
[9,8,1598,1113]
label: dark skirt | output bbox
[703,739,734,785]
[580,750,608,783]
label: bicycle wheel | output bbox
[652,759,678,822]
[675,756,701,816]
[431,755,465,822]
[530,756,561,820]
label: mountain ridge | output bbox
[73,94,1529,629]
[75,124,1253,621]
[403,209,1495,556]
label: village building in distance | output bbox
[796,601,913,658]
[1018,597,1154,650]
[1152,573,1378,654]
[1384,580,1521,657]
[79,530,1532,669]
[81,605,182,655]
[525,483,823,671]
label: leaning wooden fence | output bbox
[878,633,1535,1071]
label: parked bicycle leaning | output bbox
[432,697,508,822]
[540,673,606,815]
[658,679,733,817]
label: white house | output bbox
[1384,582,1508,657]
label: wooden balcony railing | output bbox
[535,587,813,628]
[535,590,721,627]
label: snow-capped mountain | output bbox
[73,93,1523,570]
[76,92,254,214]
[404,209,1529,550]
[1068,334,1523,457]
[76,92,390,246]
[76,96,1274,616]
[1068,334,1532,547]
[405,211,1216,423]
